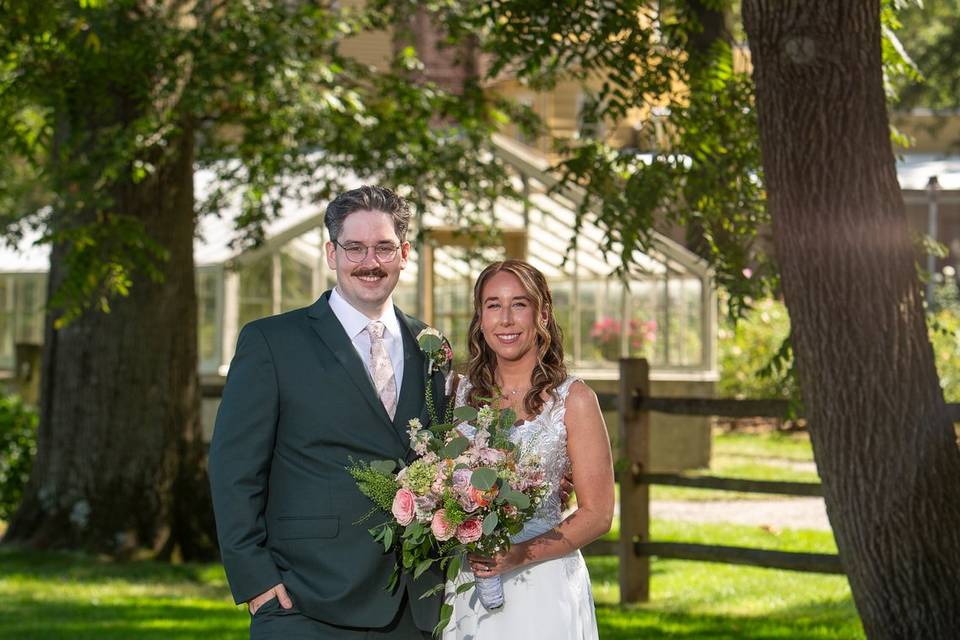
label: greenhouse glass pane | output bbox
[653,274,669,365]
[0,276,11,366]
[667,276,703,366]
[393,244,419,316]
[433,246,503,363]
[627,278,660,362]
[280,252,313,312]
[197,268,220,364]
[14,275,45,344]
[238,256,273,328]
[549,278,575,358]
[579,277,624,365]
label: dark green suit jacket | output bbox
[208,291,444,631]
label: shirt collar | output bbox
[329,287,401,340]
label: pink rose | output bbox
[392,488,416,526]
[478,447,505,465]
[431,509,456,541]
[457,491,480,514]
[456,517,483,544]
[452,468,472,489]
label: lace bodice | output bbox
[454,375,580,543]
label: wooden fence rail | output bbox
[607,357,960,604]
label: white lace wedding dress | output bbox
[441,375,600,640]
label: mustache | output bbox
[352,267,387,278]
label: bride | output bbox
[442,260,615,640]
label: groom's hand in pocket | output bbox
[248,583,293,615]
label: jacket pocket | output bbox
[275,515,340,540]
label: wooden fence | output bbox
[590,358,960,604]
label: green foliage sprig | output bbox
[0,395,38,520]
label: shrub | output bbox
[719,289,960,406]
[0,395,38,521]
[718,297,798,401]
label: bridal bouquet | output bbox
[349,347,547,634]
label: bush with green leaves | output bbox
[719,290,960,405]
[718,297,797,401]
[930,278,960,404]
[0,395,38,521]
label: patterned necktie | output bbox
[366,321,397,420]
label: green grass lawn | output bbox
[651,430,821,502]
[0,431,854,638]
[0,519,862,640]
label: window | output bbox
[0,274,46,369]
[197,266,222,374]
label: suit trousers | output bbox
[249,592,432,640]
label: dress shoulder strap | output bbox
[555,375,581,400]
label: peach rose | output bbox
[391,488,416,526]
[468,485,493,508]
[456,517,483,544]
[431,509,456,541]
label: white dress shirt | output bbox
[329,288,404,396]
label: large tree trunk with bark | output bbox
[4,123,217,560]
[742,2,960,637]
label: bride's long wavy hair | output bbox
[466,260,567,417]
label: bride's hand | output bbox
[468,545,527,578]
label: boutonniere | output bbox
[416,327,454,376]
[416,327,455,427]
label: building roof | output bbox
[897,153,960,191]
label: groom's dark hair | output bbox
[324,185,411,243]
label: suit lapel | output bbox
[307,293,407,450]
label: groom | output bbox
[208,185,444,638]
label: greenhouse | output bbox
[0,134,717,384]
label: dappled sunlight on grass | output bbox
[586,554,861,640]
[0,547,245,640]
[0,542,861,639]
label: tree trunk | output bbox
[742,2,960,637]
[4,123,217,560]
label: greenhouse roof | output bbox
[18,143,958,273]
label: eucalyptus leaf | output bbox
[482,511,499,535]
[470,467,498,491]
[419,334,442,352]
[441,436,470,459]
[499,408,517,429]
[454,405,479,421]
[505,491,530,509]
[370,459,397,475]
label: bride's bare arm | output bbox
[470,381,615,577]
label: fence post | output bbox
[618,357,650,603]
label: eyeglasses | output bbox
[334,240,402,263]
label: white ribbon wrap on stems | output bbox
[476,575,504,610]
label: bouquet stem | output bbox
[476,575,504,611]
